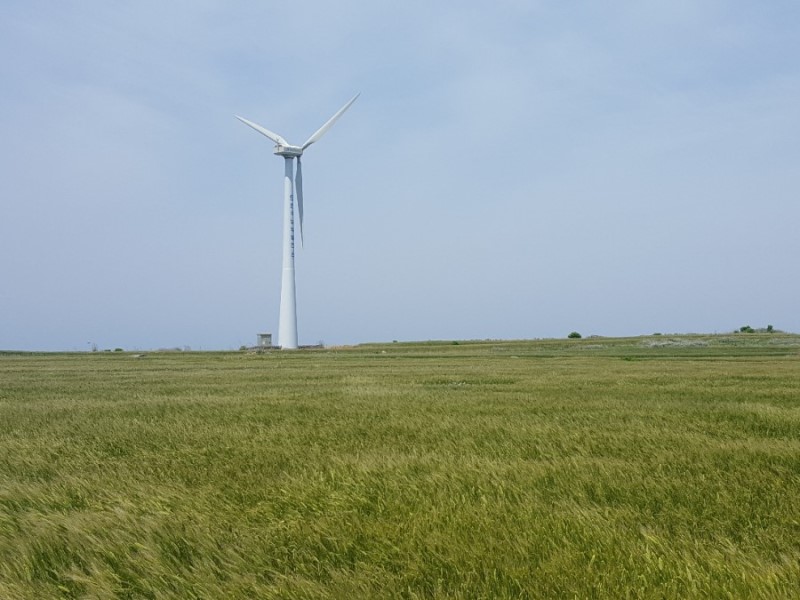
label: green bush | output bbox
[568,331,582,339]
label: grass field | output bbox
[1,334,799,598]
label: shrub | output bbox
[568,332,582,339]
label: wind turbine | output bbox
[236,93,359,349]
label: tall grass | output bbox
[1,335,799,598]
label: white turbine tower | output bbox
[236,93,359,349]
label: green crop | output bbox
[1,335,799,598]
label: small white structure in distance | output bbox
[257,333,273,348]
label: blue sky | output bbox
[2,1,798,350]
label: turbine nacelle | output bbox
[274,145,303,158]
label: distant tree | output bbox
[568,331,582,339]
[739,325,754,333]
[766,324,774,333]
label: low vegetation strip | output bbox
[1,335,799,598]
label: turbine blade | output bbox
[295,156,304,247]
[235,115,289,146]
[301,93,360,150]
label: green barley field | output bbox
[1,334,799,599]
